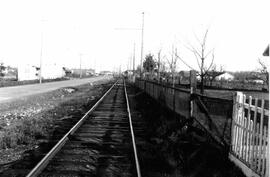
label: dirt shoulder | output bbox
[0,77,113,168]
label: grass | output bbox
[0,115,53,149]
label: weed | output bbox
[0,116,53,149]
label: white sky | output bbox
[0,0,269,72]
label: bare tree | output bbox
[166,46,178,87]
[0,62,6,78]
[157,49,162,82]
[204,65,224,86]
[186,29,215,94]
[157,49,168,82]
[143,53,156,79]
[257,58,269,87]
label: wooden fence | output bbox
[135,78,233,145]
[230,92,269,177]
[135,78,269,177]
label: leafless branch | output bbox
[205,48,215,58]
[175,53,195,71]
[204,52,215,73]
[193,31,203,47]
[202,29,209,49]
[185,43,202,58]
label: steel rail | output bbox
[124,80,142,177]
[26,80,118,177]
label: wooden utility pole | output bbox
[39,19,48,84]
[133,42,135,73]
[157,50,161,83]
[190,70,197,119]
[140,12,144,77]
[39,32,43,84]
[79,53,82,79]
[172,45,175,87]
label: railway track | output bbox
[26,79,141,177]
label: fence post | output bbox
[143,79,145,91]
[231,92,238,153]
[267,100,269,177]
[190,70,197,119]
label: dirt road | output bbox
[0,76,112,103]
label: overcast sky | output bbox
[0,0,269,72]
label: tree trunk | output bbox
[200,74,204,94]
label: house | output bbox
[18,64,38,81]
[71,68,95,77]
[253,79,264,84]
[18,63,65,81]
[179,71,191,81]
[99,71,113,75]
[216,72,235,81]
[42,63,65,79]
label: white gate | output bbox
[230,92,269,177]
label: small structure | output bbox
[17,64,38,81]
[253,79,264,84]
[18,63,65,81]
[216,72,234,81]
[71,68,95,77]
[99,71,113,76]
[42,63,65,79]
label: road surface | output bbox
[0,76,112,103]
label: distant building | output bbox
[71,68,95,77]
[18,63,65,81]
[216,72,235,81]
[99,71,113,75]
[253,79,264,84]
[179,71,190,80]
[42,63,65,79]
[18,64,38,81]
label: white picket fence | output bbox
[230,92,269,177]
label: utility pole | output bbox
[39,31,43,84]
[114,12,144,77]
[140,12,144,77]
[158,49,161,83]
[79,53,82,78]
[39,19,47,84]
[133,42,136,73]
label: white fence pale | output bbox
[230,92,269,177]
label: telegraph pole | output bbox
[133,42,136,72]
[79,53,82,78]
[39,19,47,84]
[114,12,144,77]
[140,12,144,77]
[39,32,43,84]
